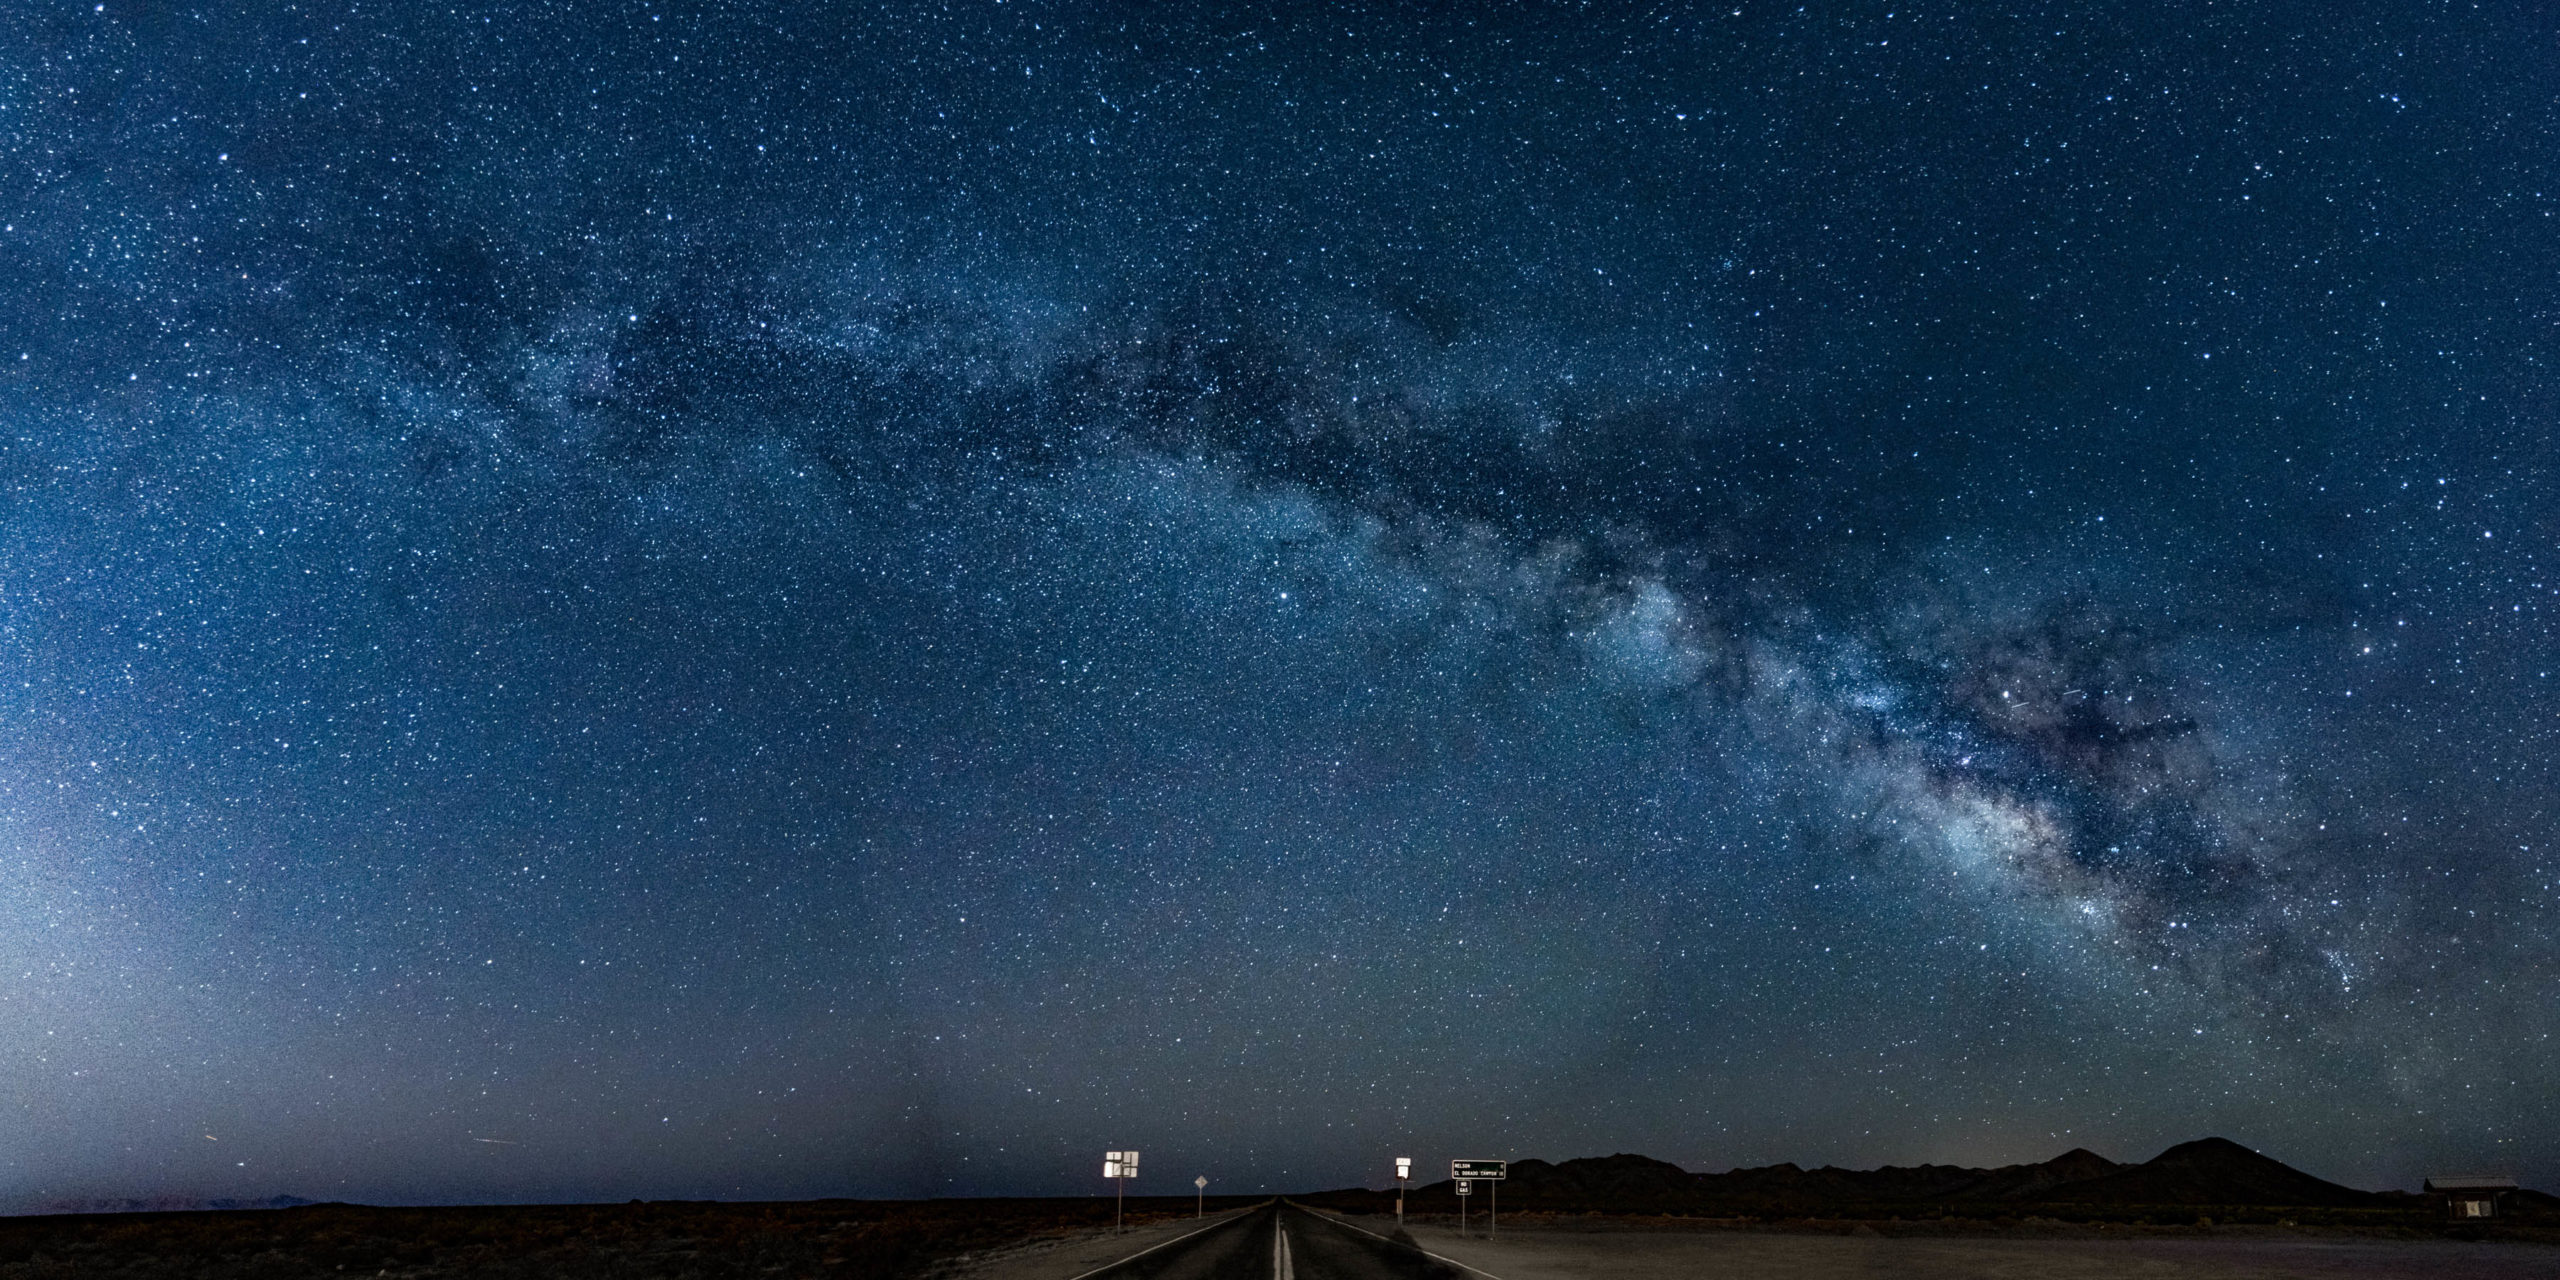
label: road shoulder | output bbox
[950,1206,1261,1280]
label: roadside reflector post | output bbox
[1196,1174,1207,1218]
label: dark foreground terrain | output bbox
[9,1138,2552,1278]
[1277,1208,2560,1280]
[951,1202,2560,1280]
[8,1190,2558,1280]
[0,1194,1259,1279]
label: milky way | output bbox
[4,1,2556,1207]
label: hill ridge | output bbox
[1324,1137,2451,1214]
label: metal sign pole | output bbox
[1196,1175,1207,1218]
[1104,1151,1139,1234]
[1449,1160,1504,1239]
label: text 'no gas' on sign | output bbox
[1450,1159,1506,1180]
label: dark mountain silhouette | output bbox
[1686,1159,1984,1205]
[2039,1138,2376,1207]
[1454,1146,2131,1211]
[1347,1137,2435,1215]
[1493,1154,1699,1209]
[1680,1148,2128,1206]
[1956,1147,2125,1200]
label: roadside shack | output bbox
[2423,1174,2518,1220]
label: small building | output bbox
[2423,1174,2518,1220]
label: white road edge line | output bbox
[1061,1205,1259,1280]
[1294,1204,1512,1280]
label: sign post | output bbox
[1195,1174,1208,1218]
[1454,1176,1470,1235]
[1451,1160,1506,1239]
[1394,1157,1411,1225]
[1103,1150,1140,1233]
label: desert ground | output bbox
[960,1202,2560,1280]
[0,1196,1240,1278]
[5,1196,2555,1278]
[1289,1205,2560,1280]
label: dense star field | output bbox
[4,0,2557,1209]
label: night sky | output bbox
[5,0,2558,1209]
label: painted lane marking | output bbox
[1295,1204,1512,1280]
[1061,1205,1262,1280]
[1274,1221,1294,1280]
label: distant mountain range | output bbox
[1315,1138,2557,1216]
[30,1195,315,1216]
[1678,1138,2382,1209]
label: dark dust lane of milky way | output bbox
[2,0,2556,1208]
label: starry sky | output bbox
[4,0,2558,1209]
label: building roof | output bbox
[2423,1175,2519,1192]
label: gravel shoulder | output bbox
[1296,1208,2560,1280]
[949,1205,1265,1280]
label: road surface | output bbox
[967,1204,2560,1280]
[1063,1201,1471,1280]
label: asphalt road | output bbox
[1012,1207,2560,1280]
[1082,1202,1476,1280]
